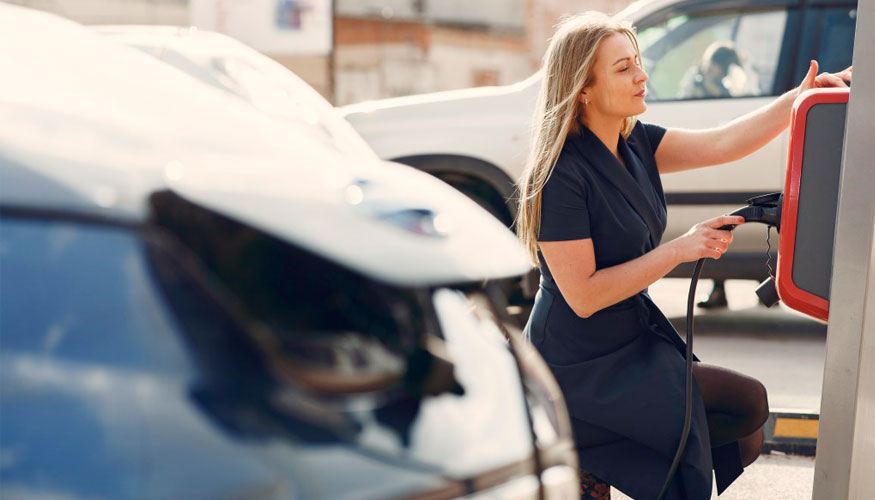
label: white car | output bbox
[1,6,578,498]
[92,24,377,162]
[341,0,857,304]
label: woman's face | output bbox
[581,33,649,120]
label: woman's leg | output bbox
[692,362,770,466]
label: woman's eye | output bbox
[620,66,629,72]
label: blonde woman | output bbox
[517,12,851,500]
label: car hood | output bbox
[0,5,530,286]
[167,157,530,286]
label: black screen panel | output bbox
[793,102,846,299]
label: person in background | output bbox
[516,12,850,500]
[681,41,744,99]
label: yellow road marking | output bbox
[774,417,819,439]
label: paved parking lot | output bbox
[647,278,826,413]
[612,453,816,500]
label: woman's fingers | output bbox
[706,238,729,259]
[706,215,745,229]
[708,229,733,241]
[802,60,818,89]
[816,72,848,88]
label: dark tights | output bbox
[693,362,770,466]
[578,362,769,498]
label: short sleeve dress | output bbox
[523,121,744,500]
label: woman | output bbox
[516,12,851,500]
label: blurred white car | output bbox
[1,6,578,498]
[341,0,857,302]
[92,24,376,161]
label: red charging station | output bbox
[777,88,850,322]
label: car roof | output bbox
[0,5,530,286]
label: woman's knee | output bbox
[749,380,770,429]
[735,379,769,437]
[740,427,765,467]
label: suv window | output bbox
[816,7,856,73]
[0,217,192,374]
[638,9,788,101]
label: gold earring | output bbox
[584,98,589,105]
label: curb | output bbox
[762,409,818,456]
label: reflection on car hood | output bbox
[0,5,530,285]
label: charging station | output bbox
[812,0,875,494]
[769,2,874,495]
[776,89,849,322]
[699,4,874,494]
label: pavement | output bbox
[611,453,816,499]
[646,278,825,456]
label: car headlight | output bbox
[463,292,574,445]
[463,291,578,487]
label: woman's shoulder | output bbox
[552,137,592,181]
[544,145,590,196]
[629,120,668,153]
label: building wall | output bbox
[527,0,633,63]
[333,14,531,105]
[7,0,188,25]
[11,0,635,105]
[336,0,525,31]
[333,0,633,106]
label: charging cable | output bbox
[655,194,782,500]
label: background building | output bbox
[333,0,631,105]
[6,0,633,104]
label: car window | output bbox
[638,9,788,101]
[148,191,420,386]
[816,7,856,73]
[0,218,193,374]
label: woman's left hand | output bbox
[797,60,852,97]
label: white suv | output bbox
[342,0,857,303]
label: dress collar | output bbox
[570,120,663,249]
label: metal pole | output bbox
[812,0,875,498]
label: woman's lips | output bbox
[635,90,646,97]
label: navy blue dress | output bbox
[523,121,743,500]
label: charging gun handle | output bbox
[718,205,772,231]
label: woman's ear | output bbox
[579,91,589,107]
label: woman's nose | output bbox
[636,68,649,83]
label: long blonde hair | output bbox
[516,12,642,265]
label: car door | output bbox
[633,1,802,257]
[792,1,857,84]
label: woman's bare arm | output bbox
[654,61,852,174]
[539,215,743,318]
[539,239,679,317]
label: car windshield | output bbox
[115,29,378,160]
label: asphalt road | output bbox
[612,453,816,500]
[647,278,826,413]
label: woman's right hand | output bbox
[668,215,745,263]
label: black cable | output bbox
[655,258,704,500]
[654,200,780,499]
[766,226,775,279]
